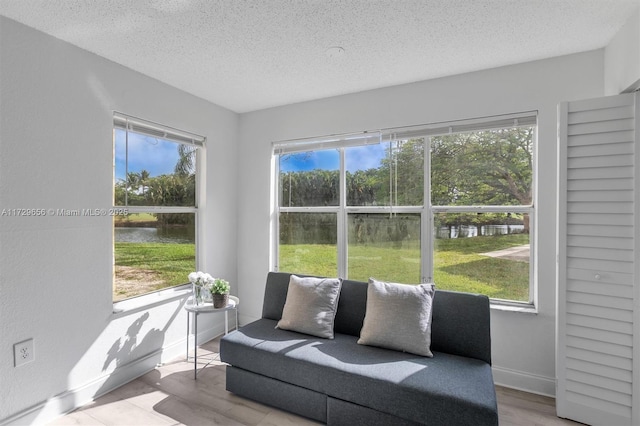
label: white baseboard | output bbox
[492,365,556,398]
[0,324,226,426]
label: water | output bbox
[115,227,195,243]
[437,224,524,239]
[114,224,521,243]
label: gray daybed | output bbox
[220,272,498,425]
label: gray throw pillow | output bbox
[358,278,436,357]
[276,275,342,339]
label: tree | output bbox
[123,172,144,205]
[431,128,532,206]
[277,127,533,240]
[431,127,533,231]
[346,169,377,205]
[144,173,195,226]
[126,172,140,192]
[375,139,424,206]
[139,169,150,195]
[280,169,339,207]
[175,144,196,176]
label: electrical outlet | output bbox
[14,339,34,367]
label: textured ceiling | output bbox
[1,0,638,113]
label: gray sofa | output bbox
[220,272,498,425]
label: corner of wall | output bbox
[604,6,640,95]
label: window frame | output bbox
[272,112,537,308]
[112,112,206,306]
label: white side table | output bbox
[185,295,239,379]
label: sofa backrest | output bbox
[261,271,492,364]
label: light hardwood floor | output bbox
[49,338,580,426]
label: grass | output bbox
[280,233,530,301]
[114,242,194,300]
[114,213,157,224]
[347,244,421,284]
[115,233,530,302]
[278,244,338,278]
[433,234,529,300]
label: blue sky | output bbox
[114,129,181,182]
[115,131,390,182]
[279,144,387,173]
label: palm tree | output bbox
[139,169,150,195]
[174,145,195,176]
[126,172,139,191]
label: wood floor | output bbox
[49,337,580,426]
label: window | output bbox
[430,125,534,302]
[273,113,536,305]
[113,113,204,302]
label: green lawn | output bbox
[433,234,529,300]
[114,242,195,300]
[115,234,529,302]
[280,234,529,301]
[114,212,157,224]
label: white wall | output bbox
[0,17,238,424]
[237,50,605,396]
[605,6,640,94]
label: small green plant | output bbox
[210,278,230,295]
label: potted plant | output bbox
[210,278,230,308]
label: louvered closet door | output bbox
[557,92,638,426]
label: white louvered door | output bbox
[557,92,639,426]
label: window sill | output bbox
[490,301,537,314]
[112,284,192,318]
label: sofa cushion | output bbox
[358,278,435,357]
[262,272,369,337]
[333,279,368,336]
[276,275,342,339]
[220,319,498,425]
[430,290,492,364]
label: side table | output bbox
[185,295,239,379]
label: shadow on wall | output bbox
[94,302,184,401]
[102,312,164,373]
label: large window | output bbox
[273,113,536,305]
[113,113,204,302]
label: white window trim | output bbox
[112,284,192,316]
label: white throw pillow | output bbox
[358,278,436,357]
[276,275,342,339]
